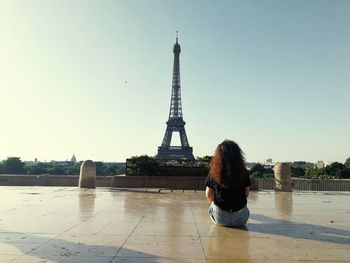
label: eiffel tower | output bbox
[156,34,195,161]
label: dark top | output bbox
[205,174,251,212]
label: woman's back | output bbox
[206,172,250,212]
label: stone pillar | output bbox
[274,162,292,191]
[79,160,96,189]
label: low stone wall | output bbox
[112,176,206,190]
[0,175,112,187]
[0,175,39,186]
[160,167,208,177]
[0,174,206,190]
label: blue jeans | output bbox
[208,202,250,227]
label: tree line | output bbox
[0,157,125,176]
[5,155,347,179]
[249,158,350,179]
[126,155,350,179]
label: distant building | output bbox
[71,154,77,163]
[315,161,325,169]
[266,159,273,164]
[290,161,313,169]
[50,161,73,167]
[246,162,258,170]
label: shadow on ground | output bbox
[3,232,161,263]
[248,213,350,245]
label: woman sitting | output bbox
[205,140,251,227]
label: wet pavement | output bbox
[0,186,349,262]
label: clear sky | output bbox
[0,0,349,163]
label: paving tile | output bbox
[10,254,67,263]
[61,255,113,263]
[117,236,205,259]
[30,239,120,258]
[98,222,139,235]
[0,233,55,243]
[64,219,111,235]
[0,255,19,263]
[0,242,40,255]
[112,258,206,263]
[125,235,202,246]
[201,235,350,261]
[132,222,199,236]
[96,210,144,223]
[57,233,128,246]
[141,207,195,223]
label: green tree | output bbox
[47,166,65,175]
[197,155,212,163]
[262,173,274,178]
[104,164,119,176]
[25,163,50,175]
[2,157,25,174]
[95,162,106,176]
[323,162,345,177]
[65,162,82,175]
[249,164,265,175]
[336,168,350,179]
[93,162,120,176]
[127,155,160,176]
[291,167,306,178]
[116,165,126,175]
[249,164,275,178]
[305,167,320,178]
[345,157,350,169]
[251,171,264,178]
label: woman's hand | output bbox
[205,187,214,203]
[245,186,250,198]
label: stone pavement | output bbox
[0,186,349,262]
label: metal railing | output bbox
[256,178,350,191]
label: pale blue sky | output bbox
[0,0,349,163]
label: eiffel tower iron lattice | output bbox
[156,35,195,161]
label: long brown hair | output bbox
[209,140,248,188]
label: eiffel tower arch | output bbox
[156,34,195,161]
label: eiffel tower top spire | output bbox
[169,32,183,119]
[174,31,180,51]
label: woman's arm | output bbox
[205,187,214,203]
[245,186,250,198]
